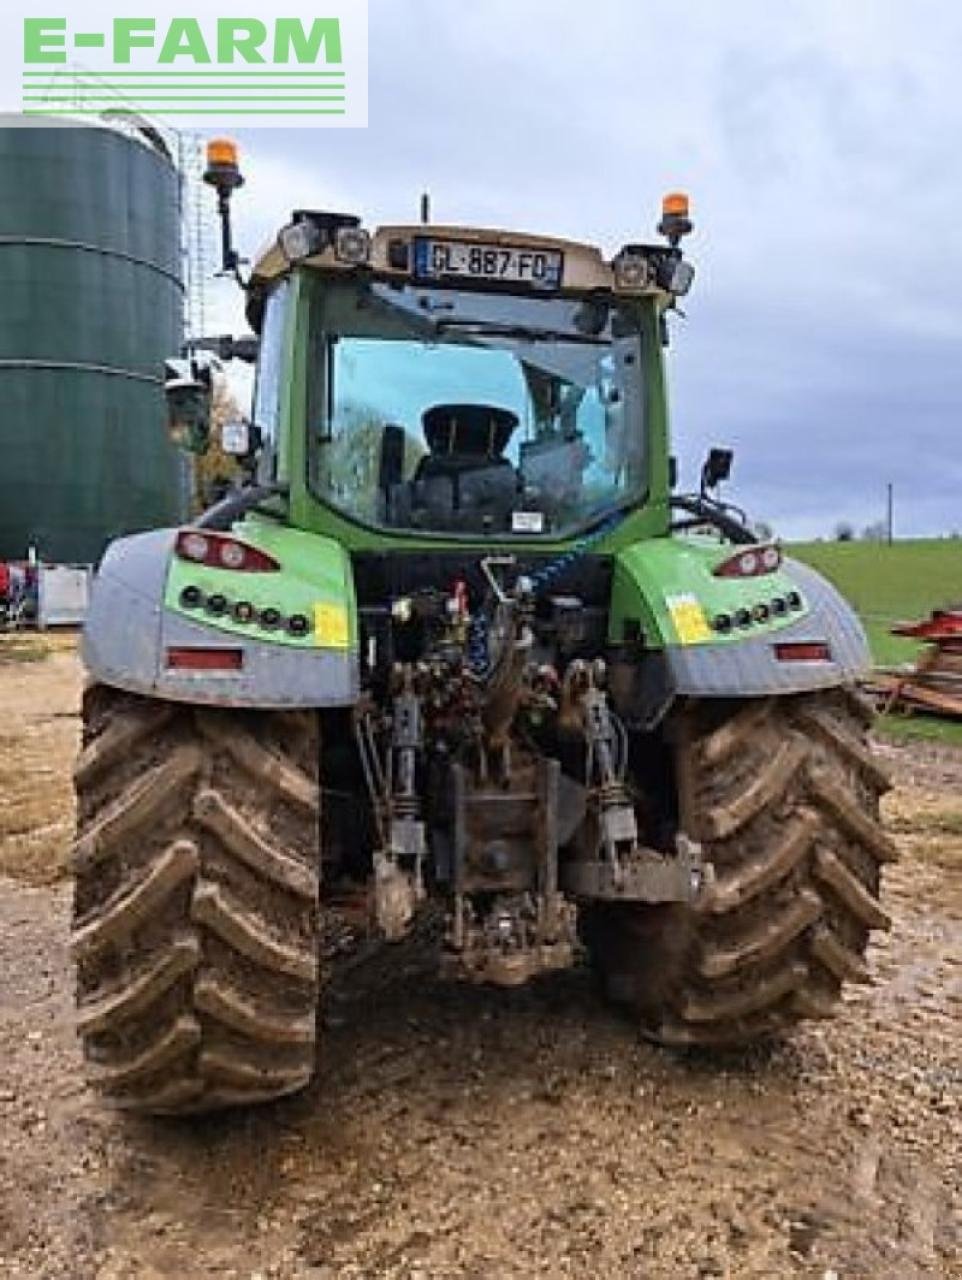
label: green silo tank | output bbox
[0,119,185,564]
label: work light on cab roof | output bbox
[277,212,371,266]
[612,191,695,295]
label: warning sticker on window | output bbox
[666,593,712,645]
[511,510,544,534]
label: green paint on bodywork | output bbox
[610,536,807,648]
[165,521,357,650]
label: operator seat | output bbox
[412,403,520,522]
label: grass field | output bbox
[791,538,962,664]
[791,538,962,745]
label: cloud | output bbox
[203,0,960,538]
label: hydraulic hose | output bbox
[669,494,756,545]
[526,510,626,595]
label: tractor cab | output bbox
[239,205,695,549]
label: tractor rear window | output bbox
[308,280,648,539]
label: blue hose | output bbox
[527,511,624,595]
[468,512,623,678]
[467,611,490,676]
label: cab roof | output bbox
[250,220,678,303]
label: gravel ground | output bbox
[0,639,959,1279]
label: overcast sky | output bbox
[206,0,961,540]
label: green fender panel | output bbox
[165,517,359,652]
[610,536,804,649]
[83,520,360,710]
[609,537,871,707]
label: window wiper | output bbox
[435,320,607,346]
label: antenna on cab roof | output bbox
[420,191,431,225]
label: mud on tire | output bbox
[71,685,320,1114]
[585,688,898,1047]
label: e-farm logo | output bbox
[17,4,367,127]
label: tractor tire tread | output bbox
[71,688,320,1115]
[588,689,894,1047]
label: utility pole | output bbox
[886,482,894,545]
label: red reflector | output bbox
[774,641,832,663]
[166,647,244,671]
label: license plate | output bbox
[413,238,563,289]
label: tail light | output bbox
[713,545,782,579]
[175,530,279,572]
[774,641,832,663]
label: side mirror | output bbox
[183,333,259,364]
[701,446,733,495]
[221,419,263,459]
[164,357,213,455]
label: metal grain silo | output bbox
[0,118,185,564]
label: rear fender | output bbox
[610,539,870,717]
[83,525,359,708]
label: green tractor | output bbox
[71,143,896,1115]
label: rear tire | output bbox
[71,685,321,1114]
[584,688,897,1046]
